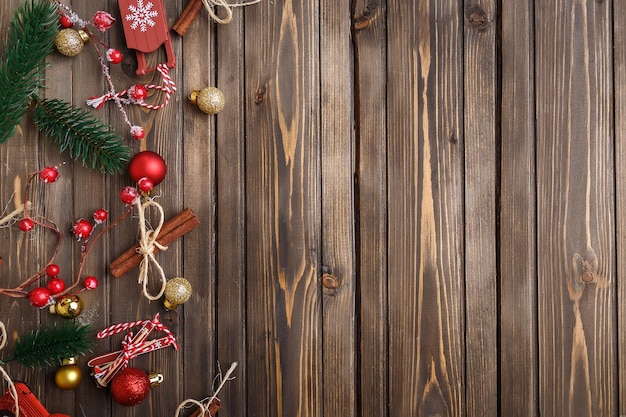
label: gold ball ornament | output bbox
[55,357,83,390]
[55,28,89,57]
[189,87,225,114]
[163,277,192,310]
[49,294,83,318]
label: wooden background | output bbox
[0,0,623,416]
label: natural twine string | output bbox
[174,362,238,417]
[0,322,19,417]
[135,197,168,300]
[201,0,263,24]
[0,176,27,227]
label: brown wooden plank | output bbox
[499,0,537,415]
[463,1,498,415]
[387,1,465,415]
[615,1,626,414]
[351,0,388,416]
[244,0,322,415]
[320,1,356,416]
[535,0,616,415]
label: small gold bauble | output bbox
[55,357,83,390]
[50,294,83,318]
[55,28,89,57]
[190,87,225,114]
[163,277,192,310]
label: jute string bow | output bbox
[202,0,263,24]
[135,197,168,300]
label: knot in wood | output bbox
[321,274,339,290]
[467,9,488,29]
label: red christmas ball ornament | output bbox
[59,15,73,28]
[46,263,61,277]
[130,125,145,141]
[72,219,93,239]
[120,186,140,205]
[92,11,116,32]
[46,277,66,295]
[93,208,108,224]
[137,177,154,193]
[106,48,123,64]
[83,276,98,290]
[110,368,162,406]
[128,151,167,186]
[28,287,52,308]
[18,218,35,232]
[38,166,60,183]
[129,84,148,103]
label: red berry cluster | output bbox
[27,263,99,308]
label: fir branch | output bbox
[0,0,59,144]
[33,98,132,174]
[3,321,94,369]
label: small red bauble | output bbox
[128,151,167,186]
[92,11,116,32]
[83,276,98,290]
[59,15,73,28]
[18,218,35,232]
[137,177,154,193]
[72,219,93,239]
[46,263,61,277]
[129,84,147,102]
[28,287,51,307]
[106,48,123,64]
[46,277,66,295]
[130,126,145,141]
[93,208,108,224]
[110,368,152,406]
[39,166,59,183]
[120,186,140,205]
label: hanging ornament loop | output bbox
[135,196,169,300]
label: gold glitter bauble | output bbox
[190,87,225,114]
[55,357,83,390]
[49,294,83,318]
[55,29,89,57]
[163,277,192,310]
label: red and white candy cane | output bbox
[87,313,178,387]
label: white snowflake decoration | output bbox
[125,0,158,32]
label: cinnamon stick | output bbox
[172,0,204,36]
[189,398,222,417]
[109,208,200,278]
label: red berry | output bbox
[129,84,147,102]
[72,219,93,239]
[107,48,123,64]
[137,177,154,193]
[39,166,59,183]
[131,126,145,141]
[46,277,66,295]
[59,15,73,28]
[83,276,98,290]
[46,263,61,277]
[120,186,139,205]
[28,287,51,308]
[18,218,35,232]
[93,208,108,223]
[92,11,116,31]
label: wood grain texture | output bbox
[535,0,616,416]
[387,1,465,416]
[499,0,537,415]
[244,1,322,417]
[352,0,388,416]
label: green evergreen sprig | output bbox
[0,0,58,144]
[34,97,131,174]
[2,321,94,369]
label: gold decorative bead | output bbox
[55,357,83,390]
[190,87,225,114]
[49,294,83,318]
[55,29,89,57]
[163,277,192,310]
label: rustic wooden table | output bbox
[0,0,624,416]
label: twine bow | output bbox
[174,362,238,417]
[89,314,178,387]
[135,196,168,300]
[201,0,263,24]
[0,322,18,417]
